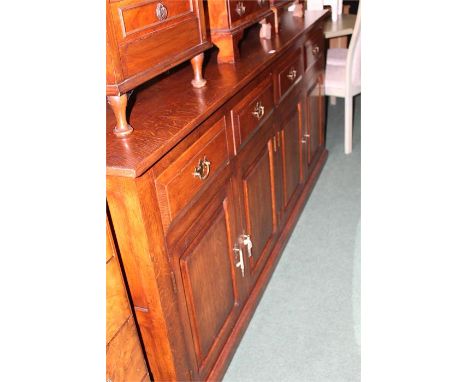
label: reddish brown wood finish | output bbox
[206,0,273,63]
[107,9,329,382]
[106,216,150,382]
[106,0,212,136]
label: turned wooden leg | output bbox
[190,53,207,89]
[293,0,304,17]
[107,94,133,138]
[272,8,280,34]
[212,31,244,64]
[259,18,272,40]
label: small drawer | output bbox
[304,25,325,71]
[228,0,270,27]
[231,74,274,148]
[110,0,195,43]
[154,117,230,231]
[275,49,304,103]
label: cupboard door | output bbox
[171,176,244,380]
[279,97,303,218]
[236,117,278,284]
[303,79,322,177]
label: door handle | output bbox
[242,234,253,258]
[233,245,245,277]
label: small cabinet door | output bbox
[277,95,304,221]
[235,117,278,284]
[303,77,325,178]
[169,174,246,380]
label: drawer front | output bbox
[106,317,149,382]
[228,0,270,28]
[276,49,304,103]
[111,0,196,44]
[231,73,274,149]
[109,0,204,78]
[304,25,325,72]
[154,117,230,231]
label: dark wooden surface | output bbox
[106,10,329,177]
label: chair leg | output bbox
[344,95,353,154]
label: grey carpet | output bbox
[223,95,361,382]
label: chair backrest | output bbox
[346,3,361,92]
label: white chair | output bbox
[324,4,361,154]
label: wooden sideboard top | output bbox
[106,10,329,178]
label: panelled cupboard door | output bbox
[235,117,278,285]
[170,176,245,380]
[303,78,325,177]
[278,97,304,219]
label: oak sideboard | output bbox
[107,7,329,382]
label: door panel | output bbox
[304,80,321,176]
[236,119,278,282]
[171,177,243,379]
[280,101,303,215]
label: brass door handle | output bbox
[236,1,246,16]
[192,156,211,180]
[287,68,297,81]
[252,101,265,120]
[156,2,168,21]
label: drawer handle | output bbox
[312,46,320,55]
[192,156,211,180]
[257,0,267,6]
[252,101,265,120]
[287,68,297,81]
[156,2,168,21]
[236,1,246,16]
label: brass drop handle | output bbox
[257,0,267,6]
[156,2,168,21]
[236,1,246,16]
[233,245,245,277]
[252,101,265,120]
[287,68,297,81]
[312,46,320,55]
[192,156,211,180]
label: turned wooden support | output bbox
[293,0,304,17]
[212,30,244,64]
[259,18,272,40]
[107,93,133,138]
[190,52,207,88]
